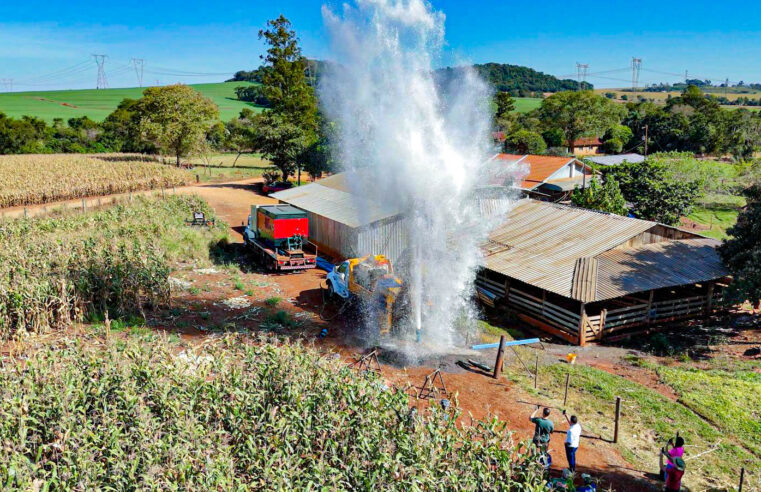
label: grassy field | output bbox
[687,194,745,240]
[0,153,191,208]
[513,97,542,113]
[0,82,263,123]
[595,88,761,110]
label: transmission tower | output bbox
[132,58,145,87]
[1,78,12,92]
[576,63,589,90]
[92,54,108,89]
[631,57,642,90]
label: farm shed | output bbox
[476,199,729,345]
[270,174,407,262]
[489,153,596,200]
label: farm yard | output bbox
[0,176,758,491]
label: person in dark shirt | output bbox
[529,405,554,451]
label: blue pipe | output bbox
[471,338,540,350]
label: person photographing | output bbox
[562,409,582,472]
[529,405,554,451]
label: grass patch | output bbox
[513,362,757,490]
[265,296,282,307]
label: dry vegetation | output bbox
[0,153,190,208]
[0,195,227,340]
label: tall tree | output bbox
[225,108,262,167]
[256,15,320,184]
[719,184,761,306]
[258,15,318,132]
[136,85,219,166]
[539,91,626,152]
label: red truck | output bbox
[243,205,317,271]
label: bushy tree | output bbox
[571,176,627,215]
[602,160,701,225]
[225,108,261,167]
[539,91,626,152]
[504,129,546,154]
[257,113,308,181]
[720,184,761,305]
[602,124,633,153]
[136,85,219,166]
[495,91,515,118]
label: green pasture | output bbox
[0,82,263,123]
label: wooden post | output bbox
[493,335,507,379]
[578,302,587,346]
[504,278,510,303]
[705,282,715,314]
[196,174,200,183]
[614,396,622,443]
[534,354,539,389]
[646,290,655,323]
[82,198,86,212]
[541,289,546,316]
[738,467,745,492]
[563,372,571,406]
[599,308,607,340]
[23,207,27,219]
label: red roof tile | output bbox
[491,154,593,190]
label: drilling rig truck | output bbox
[243,205,317,271]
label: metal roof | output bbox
[585,154,645,166]
[593,238,728,301]
[490,154,592,190]
[484,199,726,302]
[270,175,400,228]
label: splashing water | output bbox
[321,0,517,352]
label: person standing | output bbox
[529,406,554,451]
[660,448,686,491]
[562,410,582,472]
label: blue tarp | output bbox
[471,338,540,350]
[316,257,335,272]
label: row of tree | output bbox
[497,85,761,161]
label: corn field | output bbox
[0,153,190,208]
[0,336,547,490]
[0,195,226,339]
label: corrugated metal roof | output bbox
[595,238,728,301]
[485,200,727,302]
[586,154,645,166]
[271,178,400,228]
[486,199,655,300]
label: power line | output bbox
[1,78,12,92]
[132,58,145,87]
[631,57,642,90]
[576,62,589,90]
[92,54,108,89]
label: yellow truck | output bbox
[326,255,403,335]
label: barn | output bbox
[270,174,407,262]
[476,199,730,345]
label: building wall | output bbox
[305,212,408,263]
[304,211,357,260]
[572,145,600,156]
[356,216,408,264]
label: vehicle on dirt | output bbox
[243,205,317,271]
[326,255,403,335]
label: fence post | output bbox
[646,290,655,323]
[23,207,28,219]
[534,354,539,389]
[196,174,200,183]
[705,282,715,315]
[738,467,745,492]
[82,198,86,212]
[493,335,506,379]
[614,396,622,443]
[577,302,587,346]
[563,372,570,406]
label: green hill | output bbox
[0,82,262,123]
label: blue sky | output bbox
[2,0,761,91]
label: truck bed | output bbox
[248,238,317,271]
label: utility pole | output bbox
[643,124,649,156]
[132,58,145,87]
[725,77,729,98]
[685,70,689,84]
[631,57,642,91]
[576,63,589,90]
[92,54,108,89]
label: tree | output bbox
[495,91,515,119]
[539,91,626,152]
[719,184,761,306]
[602,160,701,225]
[257,113,308,181]
[136,85,219,166]
[504,129,547,155]
[225,109,262,167]
[570,176,627,215]
[602,124,633,150]
[258,15,318,132]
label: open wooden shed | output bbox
[476,199,729,345]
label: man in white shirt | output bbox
[562,410,582,472]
